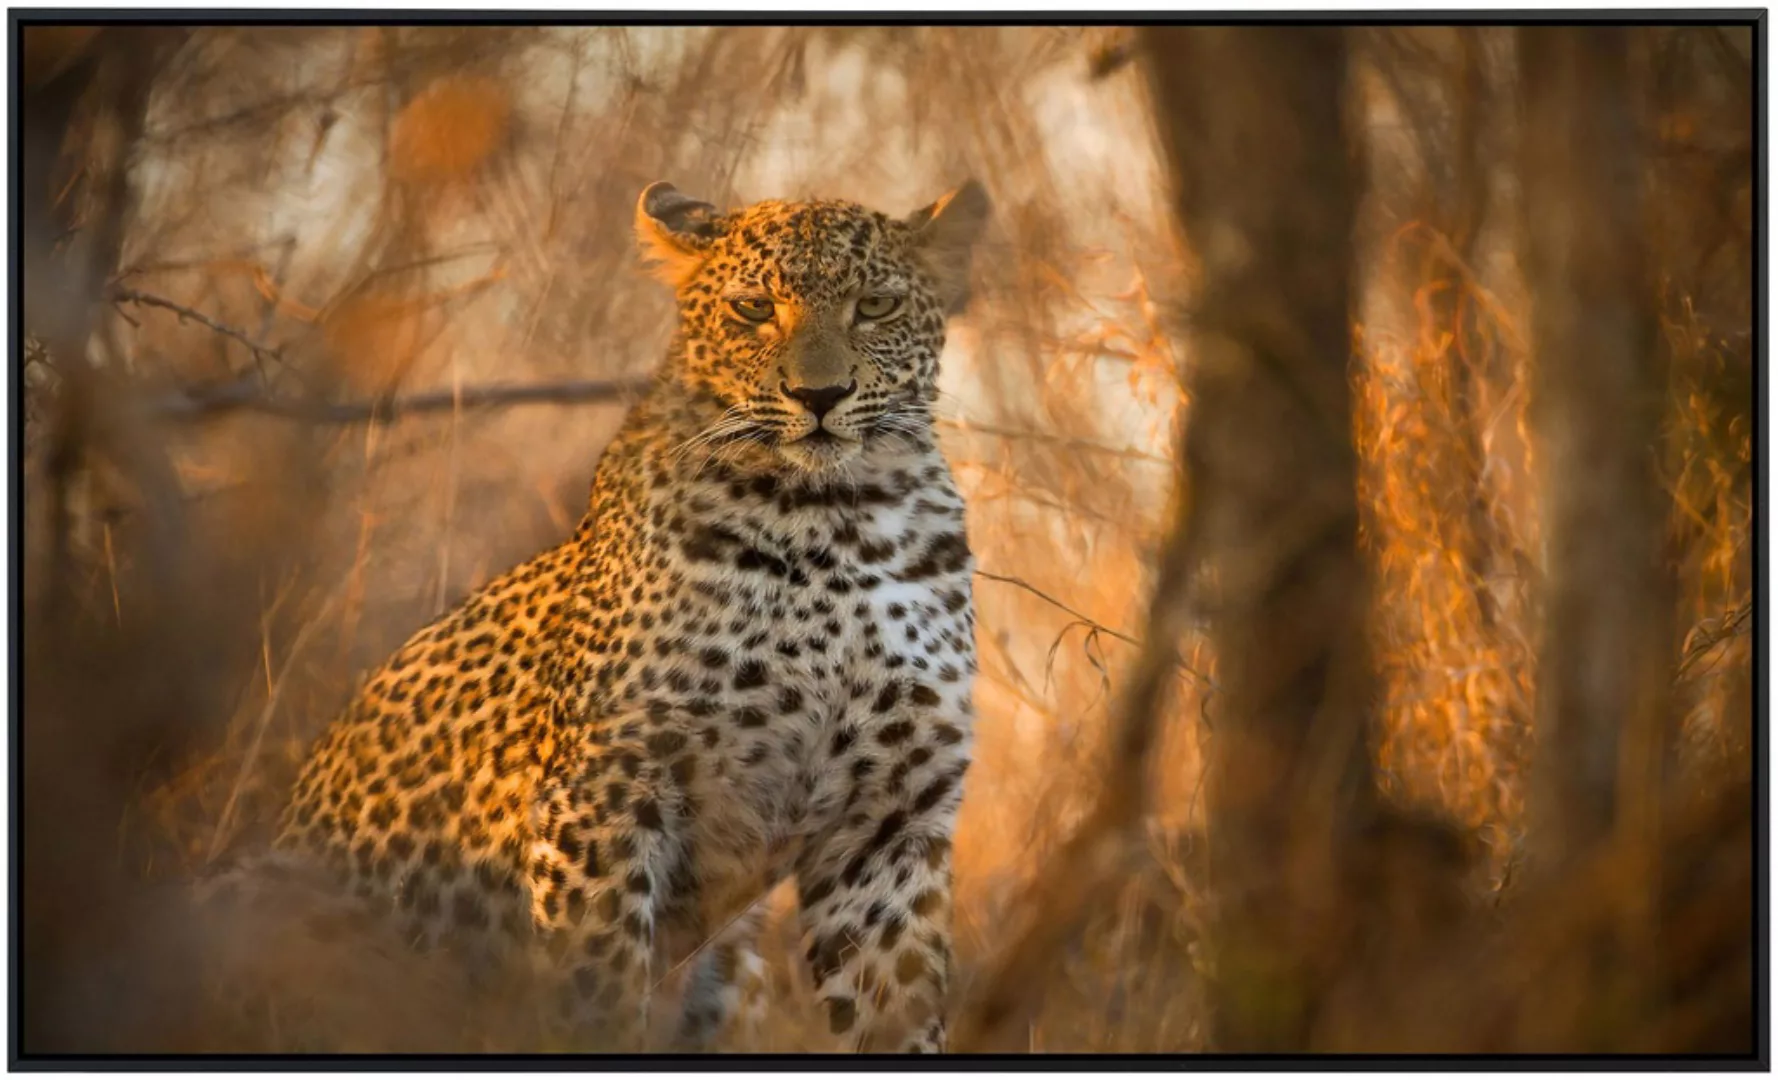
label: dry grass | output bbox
[19,25,1753,1057]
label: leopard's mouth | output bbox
[799,429,846,449]
[776,427,862,472]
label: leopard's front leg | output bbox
[527,725,684,1052]
[675,897,771,1051]
[796,686,972,1053]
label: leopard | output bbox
[269,178,991,1053]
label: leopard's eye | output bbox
[730,298,775,323]
[855,295,900,321]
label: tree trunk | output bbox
[1140,27,1377,1051]
[1519,27,1674,879]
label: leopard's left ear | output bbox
[636,181,720,287]
[905,179,990,314]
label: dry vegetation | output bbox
[18,25,1755,1057]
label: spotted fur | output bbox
[275,180,990,1052]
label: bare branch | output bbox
[98,286,648,424]
[155,376,652,425]
[110,287,285,368]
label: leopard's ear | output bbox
[905,179,990,315]
[636,182,719,287]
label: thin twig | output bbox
[110,287,285,367]
[1675,598,1753,681]
[977,570,1142,648]
[975,569,1211,685]
[649,901,756,996]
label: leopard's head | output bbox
[635,181,989,474]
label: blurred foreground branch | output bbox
[21,26,214,1054]
[1145,27,1387,1051]
[1516,25,1680,1046]
[1520,26,1675,881]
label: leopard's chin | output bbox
[776,430,863,475]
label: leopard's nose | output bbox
[781,380,857,421]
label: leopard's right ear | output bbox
[905,179,990,315]
[636,182,719,287]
